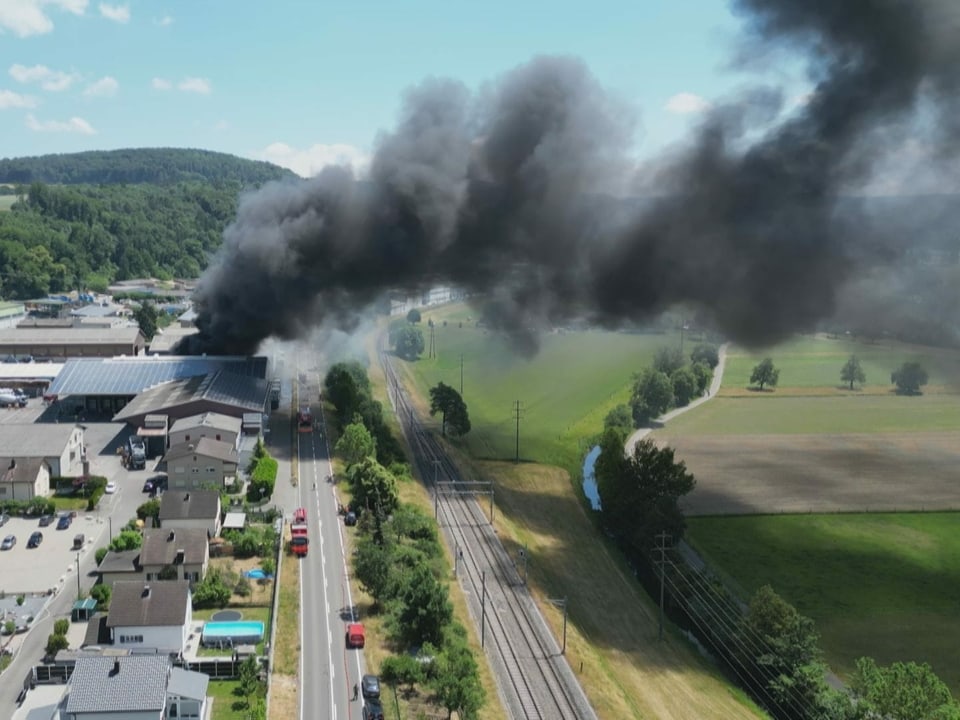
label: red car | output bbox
[345,622,365,648]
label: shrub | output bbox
[45,632,69,656]
[234,577,252,597]
[95,547,109,565]
[53,618,69,635]
[89,583,111,609]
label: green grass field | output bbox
[723,335,960,393]
[401,306,682,469]
[664,394,960,434]
[0,196,16,211]
[687,513,960,694]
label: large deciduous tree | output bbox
[429,382,471,437]
[853,657,960,720]
[750,357,780,390]
[654,346,686,375]
[595,432,696,555]
[630,368,674,425]
[133,300,158,340]
[335,420,376,466]
[346,457,399,518]
[690,343,720,369]
[841,355,866,390]
[891,361,928,395]
[393,325,425,360]
[670,366,698,407]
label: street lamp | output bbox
[547,596,568,654]
[75,552,82,600]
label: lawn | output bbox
[0,195,16,212]
[721,335,960,395]
[207,679,266,720]
[400,306,680,469]
[686,513,960,695]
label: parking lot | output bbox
[0,515,104,596]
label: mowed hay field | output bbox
[0,195,16,211]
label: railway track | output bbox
[380,343,597,720]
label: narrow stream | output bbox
[581,444,602,511]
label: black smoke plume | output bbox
[187,0,960,356]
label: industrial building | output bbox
[0,326,146,359]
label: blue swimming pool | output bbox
[201,621,264,647]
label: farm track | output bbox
[380,343,597,720]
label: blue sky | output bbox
[0,0,811,177]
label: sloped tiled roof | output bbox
[164,437,238,464]
[106,581,189,628]
[140,527,208,567]
[65,655,169,713]
[169,411,241,435]
[158,489,220,523]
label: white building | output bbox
[0,423,84,477]
[106,581,192,655]
[168,412,241,450]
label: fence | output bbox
[32,664,72,685]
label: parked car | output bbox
[73,534,85,550]
[104,482,117,494]
[361,674,380,700]
[27,531,43,548]
[362,700,385,720]
[143,474,167,493]
[38,514,54,527]
[344,511,357,527]
[56,515,71,530]
[0,513,9,527]
[1,534,15,550]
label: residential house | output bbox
[0,423,84,477]
[97,549,142,588]
[107,581,192,655]
[62,654,208,720]
[0,458,50,501]
[168,412,241,450]
[140,527,209,585]
[158,490,221,537]
[163,437,238,490]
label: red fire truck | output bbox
[297,405,312,433]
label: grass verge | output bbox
[687,512,960,696]
[267,543,299,720]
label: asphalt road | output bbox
[284,359,366,720]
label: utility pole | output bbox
[76,552,82,600]
[481,570,487,648]
[459,353,464,396]
[518,546,528,585]
[512,400,523,464]
[655,532,671,641]
[429,323,436,359]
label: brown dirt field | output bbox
[655,431,960,515]
[268,674,298,720]
[209,556,274,606]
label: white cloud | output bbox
[83,75,117,97]
[0,89,38,109]
[25,113,96,134]
[255,142,370,178]
[154,14,173,26]
[98,2,128,23]
[0,0,87,37]
[665,92,711,115]
[151,77,172,90]
[178,77,211,94]
[9,63,77,91]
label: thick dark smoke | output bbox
[188,0,960,356]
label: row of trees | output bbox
[751,355,929,395]
[324,361,405,466]
[627,344,718,426]
[328,364,485,718]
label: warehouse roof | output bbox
[148,326,199,354]
[48,355,267,396]
[0,424,79,457]
[112,370,269,421]
[0,327,142,345]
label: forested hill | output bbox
[0,148,297,186]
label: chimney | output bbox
[168,530,175,542]
[175,549,185,564]
[142,584,151,598]
[184,493,190,501]
[111,659,121,676]
[7,459,14,470]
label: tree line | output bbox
[0,147,295,186]
[325,362,485,718]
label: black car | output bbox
[56,515,71,530]
[38,514,54,527]
[361,674,380,700]
[27,531,43,548]
[362,700,385,720]
[344,511,357,527]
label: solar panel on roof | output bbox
[49,356,267,396]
